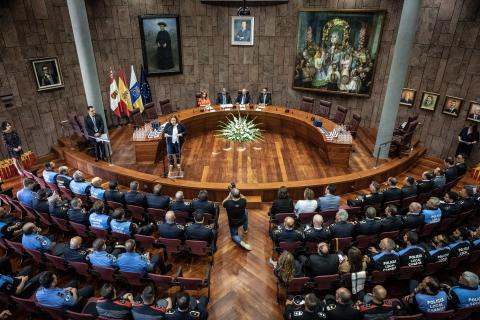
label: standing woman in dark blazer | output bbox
[1,121,24,176]
[456,124,479,158]
[164,115,186,175]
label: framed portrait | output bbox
[293,9,386,97]
[442,96,463,117]
[31,57,64,91]
[138,15,182,76]
[400,88,416,107]
[466,101,480,123]
[231,16,254,46]
[419,91,440,111]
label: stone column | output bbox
[373,0,422,159]
[66,0,107,128]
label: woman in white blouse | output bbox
[294,188,318,215]
[163,115,186,175]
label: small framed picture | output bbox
[419,91,440,111]
[400,88,416,107]
[466,101,480,122]
[442,96,463,117]
[231,16,254,46]
[31,57,64,91]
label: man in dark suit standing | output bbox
[236,88,251,105]
[216,88,232,105]
[84,106,106,161]
[257,87,272,105]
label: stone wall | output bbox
[1,0,479,160]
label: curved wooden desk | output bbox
[134,105,352,168]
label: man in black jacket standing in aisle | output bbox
[84,106,106,161]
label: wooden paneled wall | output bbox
[0,0,479,160]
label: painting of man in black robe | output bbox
[156,22,174,70]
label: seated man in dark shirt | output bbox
[368,238,399,272]
[303,242,339,277]
[329,209,354,239]
[402,202,425,230]
[48,193,69,220]
[355,206,382,236]
[416,171,435,194]
[284,293,324,320]
[125,181,147,207]
[458,186,476,211]
[185,212,216,249]
[401,176,418,198]
[444,156,458,182]
[304,214,331,243]
[191,190,216,215]
[324,288,362,320]
[439,191,461,217]
[132,285,170,320]
[359,285,400,320]
[104,181,125,205]
[447,227,472,258]
[146,184,170,210]
[32,188,50,214]
[95,283,134,319]
[0,257,42,298]
[63,236,89,263]
[382,177,402,203]
[169,191,194,213]
[425,234,451,263]
[0,207,22,240]
[347,181,383,208]
[272,216,304,244]
[67,197,89,225]
[157,211,184,240]
[397,231,426,267]
[455,154,468,176]
[380,204,403,232]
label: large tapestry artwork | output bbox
[293,10,385,97]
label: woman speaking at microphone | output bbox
[163,115,186,177]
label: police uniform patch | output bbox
[293,310,303,316]
[177,224,184,230]
[326,304,336,311]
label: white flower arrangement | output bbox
[217,112,263,144]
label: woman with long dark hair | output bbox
[163,115,186,177]
[456,124,479,158]
[1,121,24,176]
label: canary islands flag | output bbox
[129,65,144,113]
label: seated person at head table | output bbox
[216,88,232,105]
[197,90,211,106]
[236,88,251,105]
[257,87,272,105]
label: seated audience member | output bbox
[380,205,403,232]
[165,291,208,320]
[56,166,73,189]
[42,161,57,184]
[95,283,134,319]
[338,246,368,274]
[48,192,69,220]
[303,242,339,277]
[257,87,272,105]
[304,214,330,243]
[324,288,362,320]
[403,276,448,314]
[87,238,119,268]
[185,212,216,248]
[270,186,295,216]
[425,234,451,263]
[132,285,171,319]
[0,257,41,298]
[158,211,185,240]
[368,238,399,272]
[458,185,476,211]
[110,208,154,236]
[117,239,171,274]
[439,191,461,217]
[329,209,354,239]
[68,197,89,225]
[455,153,468,176]
[401,176,417,198]
[236,88,251,105]
[16,178,36,207]
[105,181,125,205]
[270,251,303,288]
[32,188,50,213]
[294,188,318,215]
[317,184,340,212]
[191,190,216,214]
[284,293,321,320]
[355,206,381,236]
[169,191,193,213]
[146,184,170,210]
[448,227,472,258]
[398,231,426,267]
[69,170,91,196]
[402,202,424,230]
[21,222,64,255]
[382,177,402,202]
[216,87,232,105]
[470,226,480,250]
[63,236,89,263]
[0,207,22,239]
[433,167,446,188]
[272,216,303,244]
[448,271,480,308]
[89,177,105,200]
[89,201,111,230]
[360,285,400,320]
[35,271,93,310]
[422,197,442,224]
[444,156,458,182]
[125,181,147,207]
[347,181,383,208]
[416,171,435,194]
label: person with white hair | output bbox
[329,209,354,238]
[448,271,480,308]
[169,190,193,213]
[69,170,91,196]
[304,214,330,243]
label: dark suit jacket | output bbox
[401,185,417,198]
[270,198,294,216]
[216,93,232,104]
[445,167,458,182]
[304,253,339,277]
[84,114,105,137]
[236,93,251,104]
[105,190,125,204]
[382,187,402,202]
[146,194,170,210]
[125,191,147,207]
[416,180,435,194]
[257,93,272,105]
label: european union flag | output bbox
[140,65,152,104]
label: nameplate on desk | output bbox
[220,104,233,110]
[239,104,246,110]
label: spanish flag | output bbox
[129,65,144,113]
[118,67,132,116]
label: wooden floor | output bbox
[110,125,379,183]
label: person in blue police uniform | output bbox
[21,222,65,255]
[170,191,194,213]
[146,184,171,210]
[284,293,326,320]
[110,208,155,236]
[165,291,208,320]
[125,181,147,207]
[422,197,442,224]
[87,238,122,268]
[132,285,171,319]
[69,170,91,196]
[191,190,216,215]
[16,178,36,207]
[0,256,42,298]
[117,239,171,274]
[56,166,73,189]
[448,271,480,309]
[105,181,126,205]
[447,227,472,258]
[36,271,93,310]
[367,238,399,272]
[397,231,426,267]
[403,276,448,314]
[89,201,111,230]
[42,161,57,184]
[425,234,451,263]
[89,177,105,201]
[95,283,134,319]
[185,212,216,249]
[158,211,185,240]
